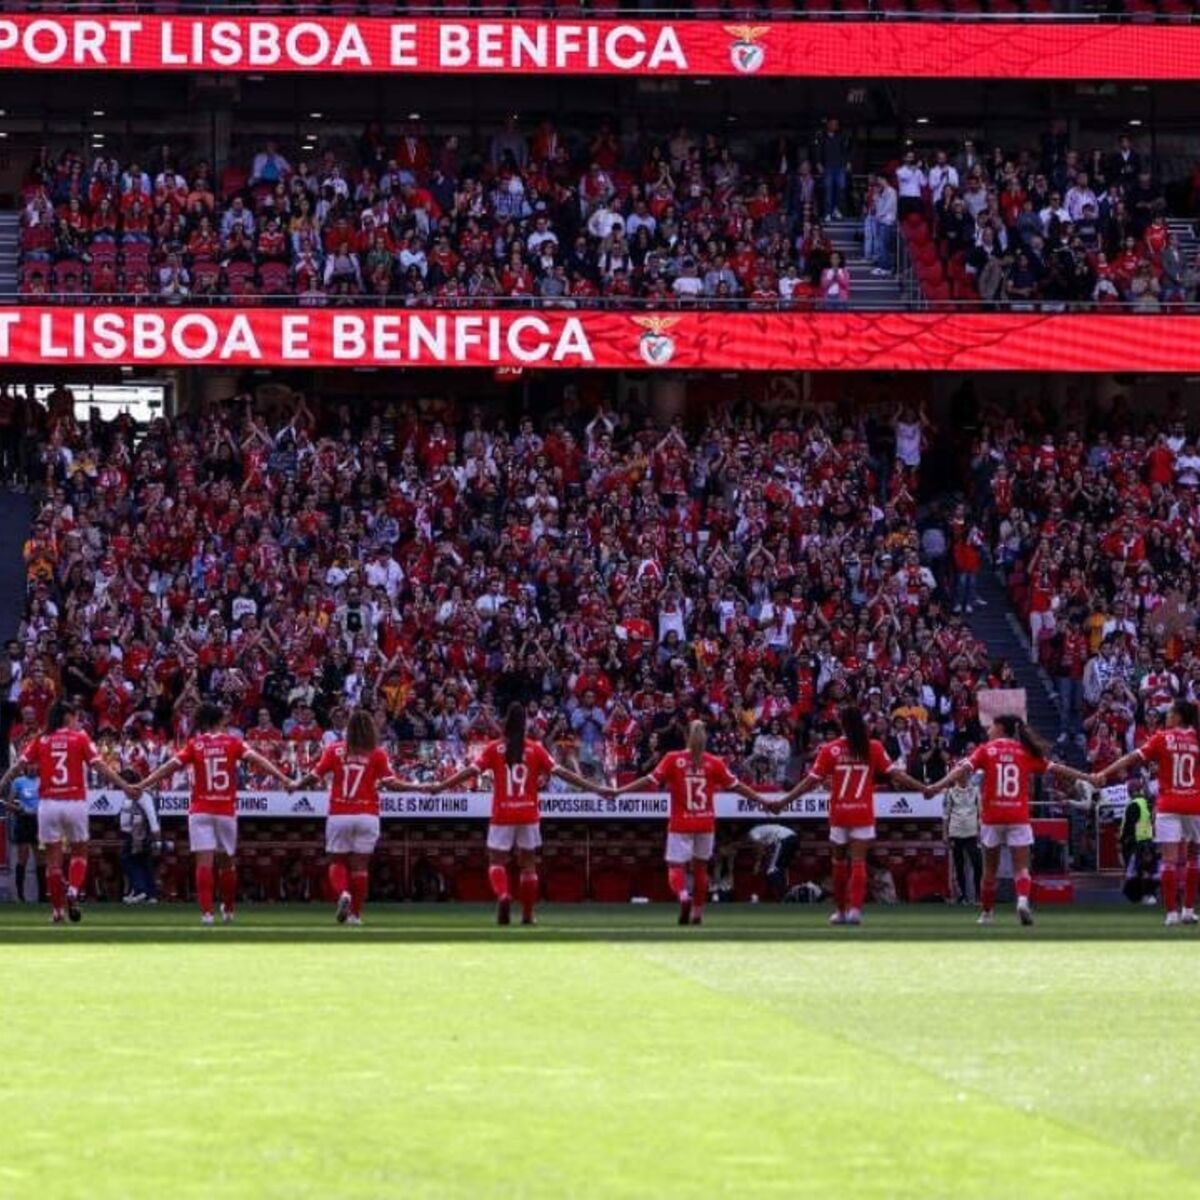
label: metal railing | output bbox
[6,289,1198,312]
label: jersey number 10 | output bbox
[1173,755,1197,790]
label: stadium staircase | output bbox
[962,569,1078,762]
[964,570,1118,888]
[0,212,17,296]
[1167,217,1199,271]
[0,490,30,640]
[824,218,903,307]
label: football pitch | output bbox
[2,904,1198,1200]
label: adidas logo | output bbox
[290,797,315,814]
[92,795,114,813]
[889,797,913,815]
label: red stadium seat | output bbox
[260,262,291,295]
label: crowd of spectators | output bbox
[10,381,1011,795]
[962,406,1200,789]
[883,130,1200,307]
[22,119,1200,311]
[17,118,866,307]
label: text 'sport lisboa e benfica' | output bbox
[4,14,1200,79]
[7,308,1200,373]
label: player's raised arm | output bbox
[887,767,927,794]
[925,759,973,798]
[1089,749,1143,789]
[287,769,319,793]
[611,770,657,797]
[1046,760,1093,787]
[772,769,821,810]
[427,764,481,794]
[92,753,140,799]
[729,779,772,808]
[550,762,604,795]
[242,747,294,790]
[379,774,434,793]
[136,753,185,793]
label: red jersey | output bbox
[968,738,1047,825]
[176,732,246,817]
[651,750,736,834]
[811,737,894,828]
[473,739,555,825]
[313,742,393,817]
[22,728,99,802]
[1136,728,1200,815]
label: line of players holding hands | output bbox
[3,694,1198,929]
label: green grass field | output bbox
[2,903,1198,1199]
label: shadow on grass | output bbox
[0,904,1173,945]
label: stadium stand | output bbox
[888,135,1200,307]
[8,381,1010,899]
[14,383,999,776]
[976,417,1200,772]
[18,119,1199,309]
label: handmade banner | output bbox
[0,15,1199,79]
[2,306,1200,373]
[84,789,946,821]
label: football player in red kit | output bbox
[0,700,138,923]
[290,708,404,926]
[769,705,926,926]
[135,703,292,925]
[614,720,768,925]
[1091,699,1200,927]
[928,714,1090,926]
[417,702,596,925]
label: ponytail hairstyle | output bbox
[839,704,871,763]
[993,713,1049,760]
[1174,699,1200,732]
[346,708,378,756]
[504,701,527,768]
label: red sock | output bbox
[1185,866,1199,910]
[849,860,867,910]
[832,860,850,912]
[488,863,510,901]
[196,863,214,915]
[48,868,65,912]
[328,860,349,900]
[519,871,538,921]
[668,865,688,900]
[349,870,369,918]
[220,867,237,912]
[980,878,997,913]
[68,855,87,894]
[1015,874,1032,902]
[1162,866,1178,911]
[692,864,708,911]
